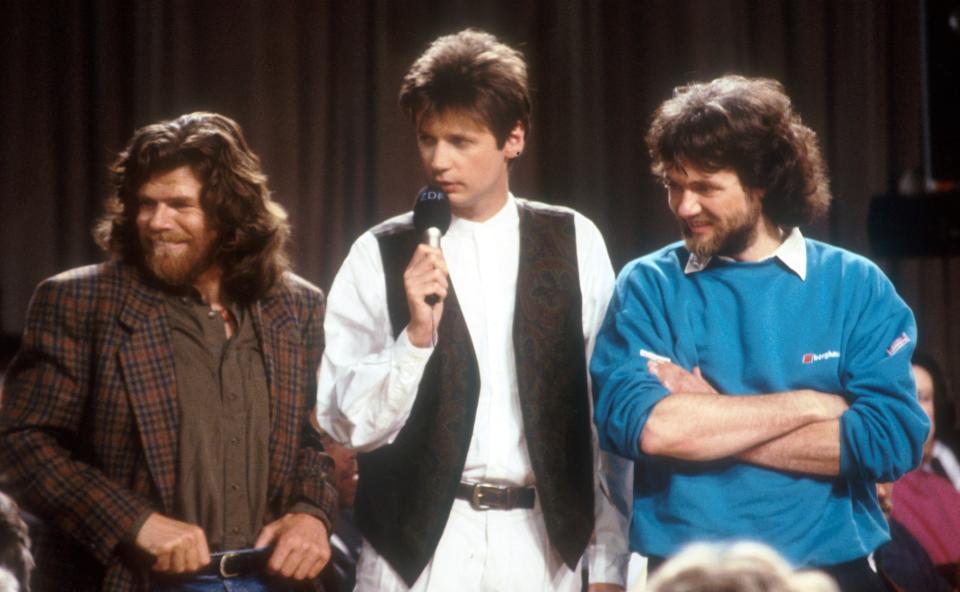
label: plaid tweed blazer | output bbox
[0,261,336,591]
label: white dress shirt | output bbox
[317,195,630,590]
[931,440,960,490]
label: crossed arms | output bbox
[641,360,846,475]
[590,255,929,483]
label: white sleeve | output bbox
[576,214,632,586]
[315,231,433,452]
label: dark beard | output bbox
[682,201,761,259]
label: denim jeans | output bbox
[150,573,301,592]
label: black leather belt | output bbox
[194,546,272,578]
[455,482,536,511]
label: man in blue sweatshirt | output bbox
[590,75,930,591]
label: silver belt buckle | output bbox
[470,483,506,511]
[219,550,240,578]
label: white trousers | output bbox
[354,498,581,591]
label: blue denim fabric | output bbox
[150,573,299,592]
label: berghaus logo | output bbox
[802,350,840,364]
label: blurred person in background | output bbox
[871,481,951,591]
[886,355,960,585]
[644,541,838,592]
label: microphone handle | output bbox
[422,227,442,305]
[423,227,442,248]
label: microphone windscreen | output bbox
[413,186,451,235]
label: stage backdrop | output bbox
[3,0,958,415]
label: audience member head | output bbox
[646,75,831,230]
[912,351,958,456]
[399,29,531,149]
[94,112,291,302]
[0,492,32,592]
[646,541,838,592]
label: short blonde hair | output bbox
[646,541,838,592]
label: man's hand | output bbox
[255,513,331,580]
[648,360,717,395]
[134,512,211,574]
[403,244,449,347]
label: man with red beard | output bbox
[591,76,929,591]
[0,112,336,591]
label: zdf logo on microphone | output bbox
[419,190,445,201]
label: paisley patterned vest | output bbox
[356,201,595,585]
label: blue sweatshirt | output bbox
[591,239,929,566]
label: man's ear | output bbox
[504,121,526,157]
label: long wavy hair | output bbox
[94,112,290,302]
[646,75,831,228]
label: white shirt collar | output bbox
[684,226,807,280]
[447,193,518,236]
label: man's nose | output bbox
[674,190,702,218]
[146,203,175,230]
[429,142,451,172]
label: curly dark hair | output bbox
[93,112,290,303]
[646,75,831,228]
[399,29,530,148]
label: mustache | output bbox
[149,231,192,243]
[683,215,715,227]
[680,216,713,237]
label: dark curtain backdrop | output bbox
[3,0,958,412]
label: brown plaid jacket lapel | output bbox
[117,273,179,513]
[254,286,308,506]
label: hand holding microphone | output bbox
[412,186,451,305]
[404,186,451,347]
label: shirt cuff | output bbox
[585,542,630,586]
[389,326,434,408]
[121,507,154,547]
[396,324,436,357]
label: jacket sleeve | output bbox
[0,276,153,565]
[591,259,673,460]
[837,266,929,482]
[282,283,338,530]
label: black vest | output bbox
[356,202,595,585]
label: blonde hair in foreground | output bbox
[645,541,839,592]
